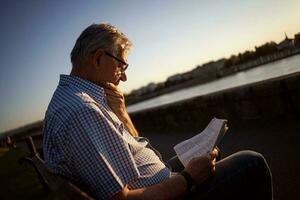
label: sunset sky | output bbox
[0,0,299,133]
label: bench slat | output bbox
[22,136,95,200]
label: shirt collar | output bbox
[59,74,105,102]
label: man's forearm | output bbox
[123,174,188,200]
[119,110,139,137]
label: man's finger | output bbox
[225,124,229,132]
[211,158,216,173]
[206,153,212,162]
[210,148,218,159]
[106,98,122,104]
[105,95,124,103]
[103,82,118,91]
[213,148,219,158]
[212,166,216,174]
[105,89,123,98]
[104,84,123,96]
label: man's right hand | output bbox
[112,149,218,200]
[184,148,218,185]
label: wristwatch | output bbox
[180,171,197,195]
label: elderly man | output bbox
[43,23,273,200]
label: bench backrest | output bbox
[24,136,95,200]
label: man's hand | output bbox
[103,82,139,136]
[111,149,219,200]
[184,148,218,185]
[103,82,126,115]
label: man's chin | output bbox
[115,76,125,85]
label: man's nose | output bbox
[121,72,127,82]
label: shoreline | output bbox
[126,48,300,105]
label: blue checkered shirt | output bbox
[42,75,171,200]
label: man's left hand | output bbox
[103,82,139,136]
[103,82,126,116]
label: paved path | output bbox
[142,116,300,200]
[16,116,299,199]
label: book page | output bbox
[173,118,227,167]
[192,118,225,150]
[176,142,210,167]
[173,139,195,157]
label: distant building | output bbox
[167,73,182,83]
[181,71,193,80]
[130,82,159,96]
[277,33,294,50]
[191,58,226,78]
[146,82,158,92]
[213,58,226,71]
[135,86,148,96]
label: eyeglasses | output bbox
[104,51,129,72]
[90,48,129,72]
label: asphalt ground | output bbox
[9,116,299,199]
[142,116,300,200]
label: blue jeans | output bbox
[167,150,273,200]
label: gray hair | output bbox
[70,23,133,66]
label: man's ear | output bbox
[92,49,104,69]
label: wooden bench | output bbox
[20,136,222,200]
[19,136,95,200]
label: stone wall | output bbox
[130,72,300,133]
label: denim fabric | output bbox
[168,150,273,200]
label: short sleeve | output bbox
[68,104,140,200]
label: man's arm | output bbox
[113,174,187,200]
[112,150,217,200]
[112,149,218,200]
[104,83,218,199]
[104,83,139,136]
[116,109,139,137]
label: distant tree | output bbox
[224,58,232,68]
[240,50,256,63]
[237,53,243,65]
[225,41,279,68]
[295,33,300,47]
[255,41,277,57]
[224,55,240,67]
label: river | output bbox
[127,54,300,113]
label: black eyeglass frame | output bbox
[90,48,129,72]
[104,51,129,72]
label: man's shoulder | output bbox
[45,86,103,123]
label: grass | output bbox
[0,148,10,157]
[0,147,53,200]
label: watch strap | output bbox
[180,171,197,194]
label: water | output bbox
[127,54,300,113]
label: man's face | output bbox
[96,50,128,86]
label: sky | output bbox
[0,0,299,133]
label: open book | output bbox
[173,118,228,167]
